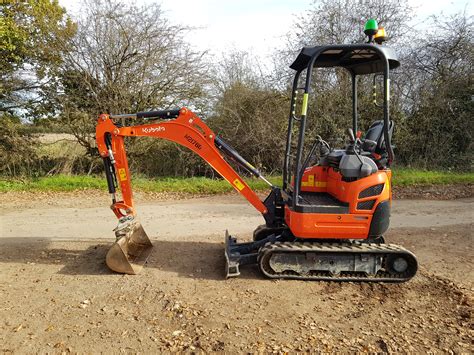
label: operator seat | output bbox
[361,120,394,155]
[361,120,394,168]
[320,120,394,178]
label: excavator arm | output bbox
[96,107,269,217]
[96,107,274,275]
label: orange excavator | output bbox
[96,20,418,281]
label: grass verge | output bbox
[0,175,282,193]
[0,169,472,193]
[391,168,474,187]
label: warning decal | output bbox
[233,178,245,191]
[118,168,127,181]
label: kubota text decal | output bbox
[142,126,165,134]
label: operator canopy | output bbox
[290,45,400,75]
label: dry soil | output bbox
[0,193,472,353]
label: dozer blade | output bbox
[224,230,279,278]
[106,216,153,274]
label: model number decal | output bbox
[142,126,165,134]
[184,134,202,150]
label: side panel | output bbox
[289,167,392,239]
[300,167,391,213]
[369,200,391,236]
[285,206,372,239]
[300,166,328,192]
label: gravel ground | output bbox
[0,192,472,353]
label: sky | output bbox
[59,0,472,60]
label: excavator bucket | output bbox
[105,216,153,274]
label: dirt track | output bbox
[0,193,473,353]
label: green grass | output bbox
[0,175,108,192]
[0,169,472,193]
[0,175,283,193]
[391,168,474,187]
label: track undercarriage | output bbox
[225,230,418,282]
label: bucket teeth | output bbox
[106,217,153,274]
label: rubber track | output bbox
[258,241,418,282]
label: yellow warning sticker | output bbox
[118,168,127,181]
[302,176,327,188]
[301,93,309,116]
[301,175,315,187]
[233,178,245,191]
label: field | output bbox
[0,192,472,353]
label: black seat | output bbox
[361,120,394,168]
[362,120,393,154]
[323,149,345,169]
[319,120,394,171]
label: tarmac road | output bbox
[1,195,472,241]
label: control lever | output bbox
[345,128,374,177]
[299,135,330,179]
[319,142,330,156]
[346,128,355,143]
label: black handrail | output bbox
[282,70,303,191]
[289,44,394,209]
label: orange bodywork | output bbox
[285,166,391,239]
[97,107,391,241]
[96,108,267,218]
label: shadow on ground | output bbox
[0,237,262,280]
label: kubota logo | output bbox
[184,134,202,150]
[142,126,165,134]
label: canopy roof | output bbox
[290,44,400,75]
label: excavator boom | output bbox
[96,107,271,274]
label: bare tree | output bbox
[53,0,210,155]
[395,12,473,169]
[271,0,413,86]
[294,0,412,46]
[208,50,289,173]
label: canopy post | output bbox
[352,72,358,134]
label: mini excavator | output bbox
[96,19,418,281]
